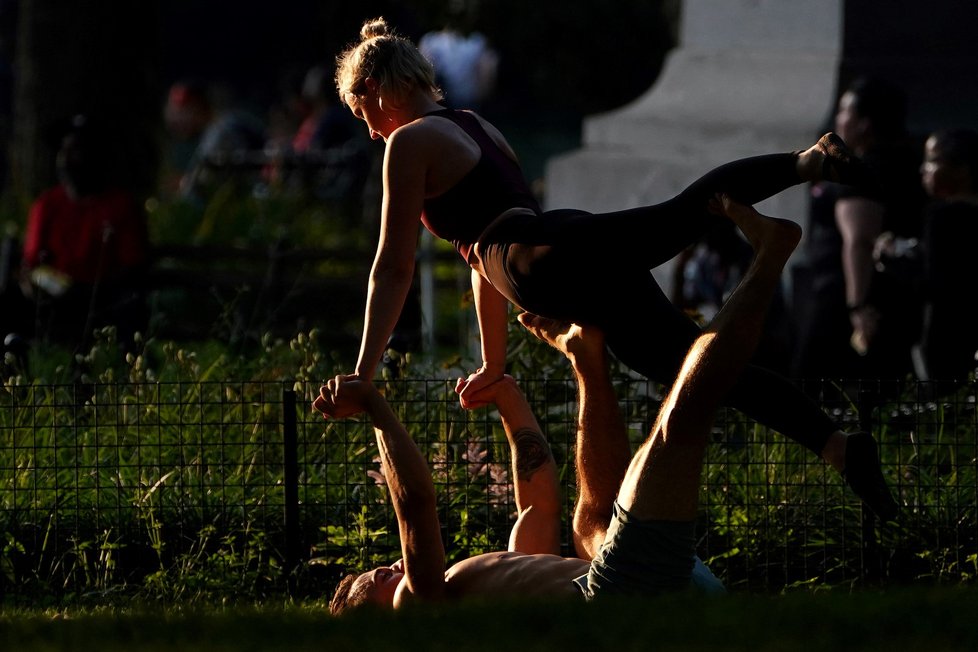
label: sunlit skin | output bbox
[351,559,405,606]
[832,88,882,355]
[347,78,400,142]
[334,70,527,409]
[920,135,971,200]
[314,369,587,613]
[322,196,805,612]
[350,553,589,609]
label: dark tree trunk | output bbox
[11,0,161,204]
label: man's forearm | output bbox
[492,377,541,436]
[370,398,446,600]
[368,397,435,506]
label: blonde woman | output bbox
[321,17,896,520]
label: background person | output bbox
[263,63,370,202]
[874,127,978,389]
[791,76,927,386]
[163,79,266,204]
[18,114,150,354]
[418,0,499,112]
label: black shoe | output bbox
[816,132,881,195]
[842,431,899,521]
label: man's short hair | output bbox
[329,573,367,616]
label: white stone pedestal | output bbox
[544,0,843,289]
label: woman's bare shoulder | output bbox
[464,111,518,161]
[392,115,461,148]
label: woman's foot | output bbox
[798,132,878,192]
[517,313,605,361]
[715,194,801,267]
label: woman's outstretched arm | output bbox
[354,127,426,379]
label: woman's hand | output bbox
[312,373,374,419]
[849,305,880,356]
[455,365,506,410]
[872,231,896,264]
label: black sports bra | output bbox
[420,109,540,261]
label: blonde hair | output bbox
[335,17,442,109]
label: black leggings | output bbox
[478,153,836,455]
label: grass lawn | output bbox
[2,585,976,651]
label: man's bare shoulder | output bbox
[443,551,588,601]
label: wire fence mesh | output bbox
[1,376,975,604]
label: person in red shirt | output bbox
[20,114,150,352]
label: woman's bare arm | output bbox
[354,127,427,379]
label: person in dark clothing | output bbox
[791,77,927,385]
[18,114,150,354]
[874,127,978,391]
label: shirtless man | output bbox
[315,195,802,612]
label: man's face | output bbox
[920,135,968,199]
[351,559,405,608]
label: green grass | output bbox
[2,585,978,651]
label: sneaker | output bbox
[842,431,899,521]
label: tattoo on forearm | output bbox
[513,428,553,481]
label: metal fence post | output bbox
[283,386,300,596]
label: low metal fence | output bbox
[1,377,975,604]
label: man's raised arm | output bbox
[315,377,445,603]
[456,374,560,555]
